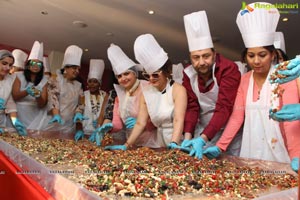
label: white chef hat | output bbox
[236,2,280,48]
[172,63,184,84]
[274,32,286,53]
[28,41,43,61]
[134,34,168,74]
[43,57,50,72]
[88,59,105,83]
[107,43,137,75]
[183,11,213,52]
[234,61,247,75]
[61,45,83,68]
[12,49,28,69]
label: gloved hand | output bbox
[203,146,221,159]
[0,98,6,110]
[49,114,64,125]
[92,120,98,129]
[94,123,113,146]
[125,117,136,129]
[104,145,127,151]
[89,131,96,143]
[0,128,4,134]
[74,130,84,142]
[96,131,105,146]
[273,57,300,84]
[26,86,36,97]
[181,137,206,159]
[73,112,89,123]
[269,104,300,122]
[291,157,299,173]
[12,118,27,136]
[167,142,181,150]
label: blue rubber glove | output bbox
[125,117,136,129]
[12,118,27,136]
[273,57,300,84]
[89,131,96,143]
[0,98,5,110]
[92,120,98,129]
[96,131,105,146]
[26,86,36,97]
[94,123,113,146]
[49,114,64,125]
[73,112,89,123]
[104,145,127,151]
[182,137,206,159]
[291,158,299,173]
[269,104,300,122]
[0,128,4,134]
[167,142,181,150]
[74,130,84,142]
[203,146,221,159]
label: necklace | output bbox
[127,79,140,96]
[90,94,101,116]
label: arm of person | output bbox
[35,83,48,108]
[182,72,200,136]
[12,77,28,101]
[125,94,149,148]
[172,83,187,144]
[202,61,241,140]
[96,92,109,127]
[47,77,60,115]
[75,88,85,114]
[111,97,123,132]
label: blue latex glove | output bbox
[125,117,136,129]
[0,128,4,134]
[94,123,113,146]
[203,146,221,159]
[73,112,89,123]
[0,98,5,110]
[96,131,105,146]
[12,118,27,136]
[167,142,181,150]
[26,86,36,97]
[182,137,206,159]
[49,114,64,125]
[74,130,84,142]
[92,120,98,129]
[89,131,96,143]
[104,145,127,151]
[269,104,300,122]
[272,57,300,84]
[291,158,299,173]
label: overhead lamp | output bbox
[72,21,88,28]
[282,17,288,22]
[148,10,155,15]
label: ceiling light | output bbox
[41,11,48,15]
[148,10,155,15]
[84,49,89,52]
[72,21,88,28]
[106,32,114,37]
[282,17,289,22]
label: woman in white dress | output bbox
[0,50,27,135]
[105,34,187,150]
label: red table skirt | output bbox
[0,151,54,200]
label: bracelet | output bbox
[170,141,178,145]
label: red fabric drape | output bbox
[0,151,54,200]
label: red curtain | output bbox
[0,151,54,200]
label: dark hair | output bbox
[160,59,173,79]
[276,49,289,61]
[24,60,44,86]
[241,45,279,64]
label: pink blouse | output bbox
[217,71,300,159]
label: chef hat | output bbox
[172,63,184,84]
[88,59,105,83]
[274,32,286,53]
[28,41,43,61]
[183,11,213,52]
[43,57,50,72]
[107,43,137,75]
[134,34,168,74]
[12,49,28,69]
[236,2,280,48]
[234,61,247,75]
[61,45,83,68]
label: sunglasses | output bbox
[116,71,132,79]
[142,70,162,80]
[30,61,43,68]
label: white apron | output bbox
[114,80,160,148]
[82,90,106,135]
[142,80,177,147]
[184,64,242,155]
[15,73,48,130]
[0,75,16,127]
[240,71,290,163]
[44,73,81,134]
